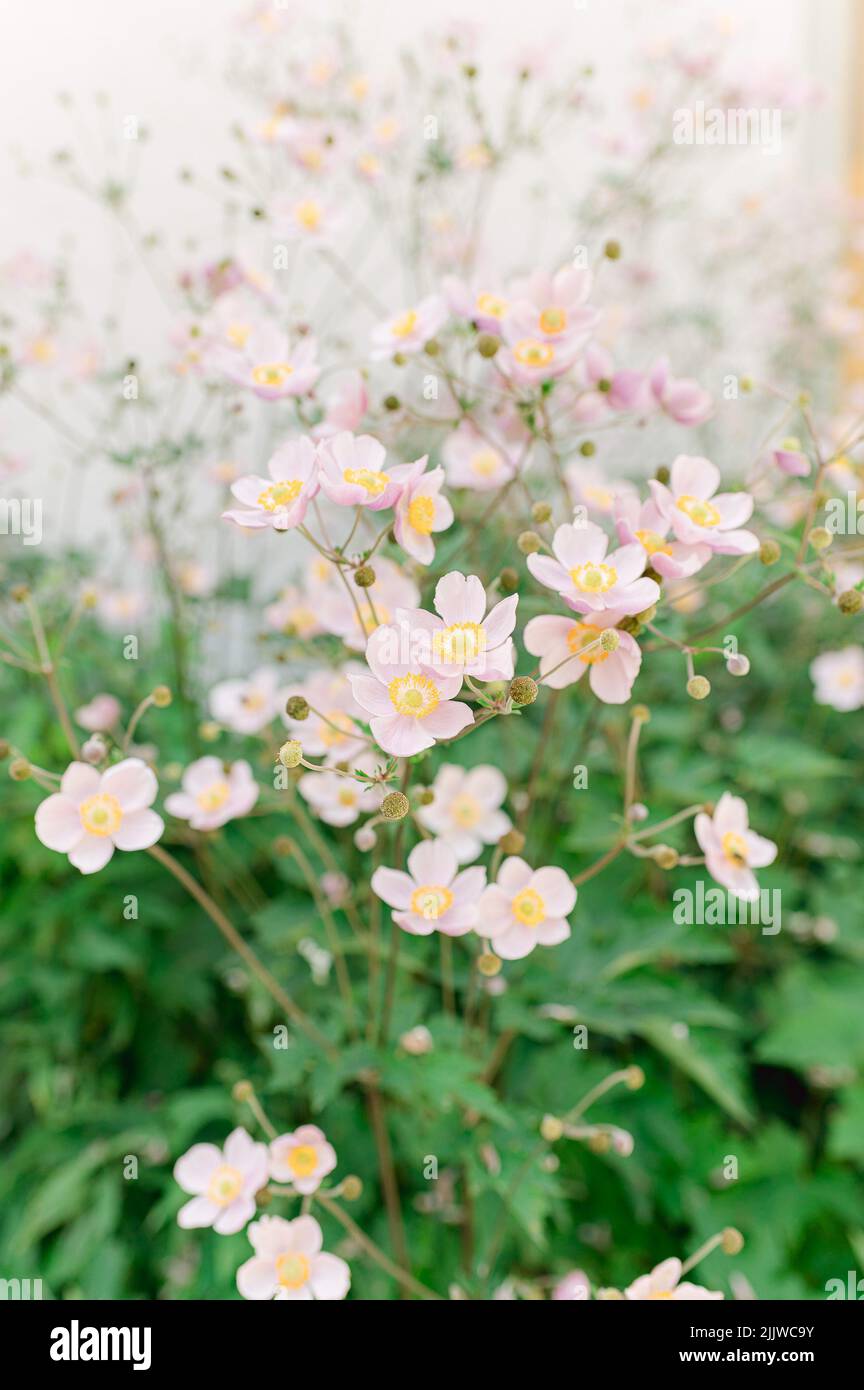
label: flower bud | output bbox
[838,589,863,615]
[726,652,750,676]
[354,825,377,851]
[759,539,781,565]
[509,676,538,706]
[341,1175,363,1201]
[477,332,500,358]
[517,530,541,555]
[579,440,596,457]
[424,338,441,356]
[604,238,622,260]
[0,739,9,760]
[588,1130,611,1154]
[354,565,376,588]
[417,788,435,806]
[498,828,525,854]
[531,501,552,524]
[273,836,295,857]
[687,675,711,700]
[632,704,650,723]
[285,695,309,721]
[10,584,29,602]
[232,1080,254,1102]
[381,790,410,820]
[81,734,107,764]
[618,615,642,635]
[625,1065,645,1090]
[383,394,401,411]
[599,629,620,653]
[151,685,172,708]
[635,604,656,624]
[9,757,31,780]
[809,526,832,551]
[629,801,648,822]
[540,1114,564,1142]
[654,465,670,485]
[200,720,220,742]
[498,567,519,592]
[721,1227,744,1255]
[400,1025,433,1056]
[651,844,679,869]
[477,951,502,977]
[278,740,303,768]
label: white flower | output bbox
[269,1125,337,1194]
[417,763,511,863]
[174,1127,268,1235]
[236,1215,350,1300]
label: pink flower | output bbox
[298,755,383,825]
[174,1126,268,1235]
[390,457,454,564]
[269,1125,337,1193]
[649,357,713,426]
[417,763,511,863]
[35,759,163,875]
[442,275,510,333]
[349,624,473,756]
[215,323,320,399]
[694,793,777,901]
[552,1270,591,1301]
[615,494,711,580]
[772,437,811,477]
[272,193,342,243]
[316,431,402,510]
[165,757,259,831]
[442,421,518,491]
[476,857,576,960]
[75,693,121,732]
[371,838,486,937]
[527,521,660,616]
[236,1214,350,1301]
[567,460,639,517]
[625,1258,722,1301]
[265,584,325,639]
[810,646,864,711]
[524,612,641,703]
[312,369,368,439]
[282,668,368,764]
[649,456,759,555]
[504,265,598,347]
[222,436,319,531]
[209,667,283,734]
[370,295,447,359]
[498,333,582,387]
[396,571,518,681]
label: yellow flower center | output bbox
[566,622,610,666]
[242,690,266,710]
[257,479,304,512]
[410,884,454,920]
[391,310,418,338]
[475,292,508,319]
[450,793,482,828]
[226,322,251,348]
[514,339,555,368]
[357,153,381,177]
[635,528,672,556]
[196,780,231,813]
[251,362,295,388]
[569,562,618,594]
[284,605,319,637]
[319,710,356,748]
[407,495,436,534]
[275,1251,311,1291]
[286,1144,319,1177]
[30,337,56,363]
[470,448,502,478]
[539,305,568,335]
[584,484,615,509]
[388,674,441,718]
[512,887,546,927]
[648,1290,674,1300]
[676,494,721,528]
[299,146,323,170]
[721,831,749,868]
[206,1163,244,1206]
[294,199,322,231]
[343,467,388,496]
[337,787,358,807]
[79,792,123,838]
[432,621,486,665]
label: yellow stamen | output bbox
[391,309,418,338]
[676,494,721,528]
[256,479,303,512]
[432,621,486,665]
[450,793,481,828]
[635,528,672,556]
[721,831,749,868]
[539,305,568,335]
[275,1251,311,1290]
[388,674,441,718]
[514,339,555,368]
[566,622,610,666]
[251,362,295,388]
[407,495,435,534]
[196,780,231,813]
[569,562,618,595]
[294,199,323,231]
[79,792,123,838]
[475,291,508,319]
[410,884,454,920]
[344,467,388,497]
[206,1163,244,1206]
[286,1144,319,1177]
[470,448,502,478]
[511,887,546,927]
